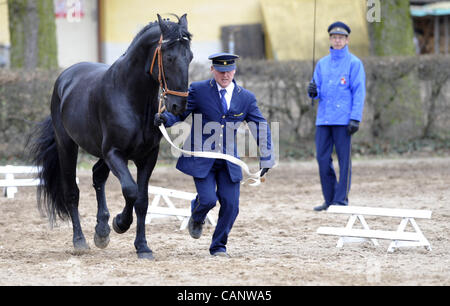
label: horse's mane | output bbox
[125,15,192,54]
[162,14,192,42]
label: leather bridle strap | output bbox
[149,35,189,113]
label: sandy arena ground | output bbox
[0,156,449,286]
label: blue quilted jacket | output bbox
[309,45,366,126]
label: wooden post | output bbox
[434,15,440,54]
[445,15,448,55]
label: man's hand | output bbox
[154,113,167,126]
[260,168,270,177]
[347,120,359,135]
[308,81,318,98]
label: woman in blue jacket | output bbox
[308,21,366,211]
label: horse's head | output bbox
[149,14,193,116]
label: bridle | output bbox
[149,34,189,113]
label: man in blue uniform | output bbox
[154,53,275,257]
[307,21,366,211]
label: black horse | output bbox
[29,14,193,259]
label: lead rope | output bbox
[157,105,267,186]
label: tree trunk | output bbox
[7,0,58,69]
[368,1,424,142]
[369,0,416,56]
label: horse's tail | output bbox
[28,116,69,225]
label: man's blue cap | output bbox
[208,52,239,72]
[328,21,351,36]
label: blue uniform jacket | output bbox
[163,78,275,183]
[309,45,366,126]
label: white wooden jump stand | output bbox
[317,205,432,252]
[0,165,80,199]
[145,185,216,230]
[0,165,41,199]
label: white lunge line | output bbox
[159,125,265,186]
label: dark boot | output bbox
[188,216,204,239]
[313,202,330,211]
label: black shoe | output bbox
[188,216,204,239]
[313,202,330,211]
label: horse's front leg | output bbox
[104,149,136,236]
[133,147,160,259]
[92,159,111,249]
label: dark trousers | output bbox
[315,125,352,206]
[190,159,240,254]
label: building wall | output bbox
[0,3,9,45]
[0,3,10,67]
[0,0,371,68]
[99,0,370,64]
[261,0,370,61]
[99,0,262,64]
[55,0,99,67]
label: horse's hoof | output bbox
[73,239,90,255]
[94,233,110,249]
[112,216,129,234]
[137,252,154,260]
